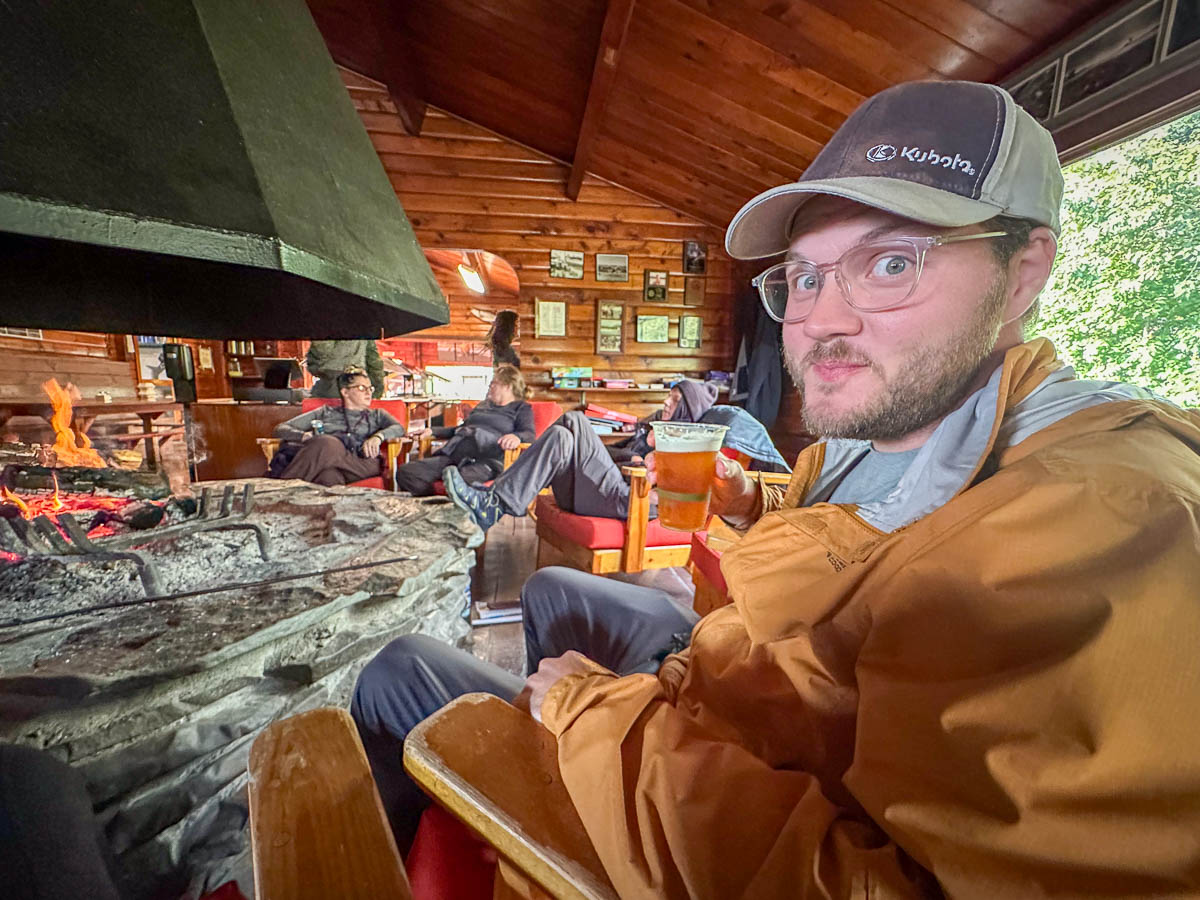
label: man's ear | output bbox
[1002,227,1057,325]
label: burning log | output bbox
[0,465,171,500]
[0,441,56,468]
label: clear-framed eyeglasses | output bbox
[752,231,1009,324]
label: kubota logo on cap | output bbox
[866,144,896,162]
[868,142,977,176]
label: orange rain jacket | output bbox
[542,340,1200,898]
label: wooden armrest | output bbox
[502,441,532,471]
[382,437,412,491]
[404,694,616,900]
[618,467,650,572]
[249,708,412,900]
[418,434,446,459]
[257,437,282,463]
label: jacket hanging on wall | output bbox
[733,289,784,429]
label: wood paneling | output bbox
[347,73,737,418]
[313,0,1125,229]
[0,331,136,404]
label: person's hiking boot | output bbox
[443,466,506,532]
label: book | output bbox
[584,403,638,424]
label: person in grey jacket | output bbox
[272,369,406,485]
[306,340,386,399]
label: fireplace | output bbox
[0,477,479,898]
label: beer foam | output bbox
[650,421,728,453]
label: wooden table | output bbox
[0,400,184,471]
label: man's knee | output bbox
[521,566,595,620]
[352,633,444,726]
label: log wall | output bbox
[345,69,739,418]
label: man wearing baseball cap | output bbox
[352,81,1200,897]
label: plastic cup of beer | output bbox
[650,421,729,532]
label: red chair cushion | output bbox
[688,531,726,595]
[350,476,386,490]
[534,494,687,550]
[529,400,563,437]
[406,805,495,900]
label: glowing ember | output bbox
[43,378,106,468]
[0,483,133,537]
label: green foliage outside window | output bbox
[1038,109,1200,406]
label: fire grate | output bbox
[0,484,271,598]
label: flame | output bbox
[42,378,106,468]
[2,486,30,517]
[50,471,65,511]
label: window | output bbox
[0,327,43,339]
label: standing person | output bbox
[306,339,386,399]
[392,364,533,496]
[442,379,788,532]
[272,368,404,486]
[486,309,520,368]
[351,79,1200,896]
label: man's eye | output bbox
[791,272,819,292]
[870,255,911,277]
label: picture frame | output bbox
[595,253,629,282]
[683,276,705,306]
[683,240,707,275]
[535,298,567,338]
[643,269,668,303]
[636,314,670,343]
[549,249,584,279]
[595,301,625,354]
[679,314,703,349]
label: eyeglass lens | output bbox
[759,240,923,322]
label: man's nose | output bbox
[800,275,862,341]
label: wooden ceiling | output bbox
[308,0,1125,229]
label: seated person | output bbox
[352,81,1200,896]
[392,364,533,496]
[441,380,786,532]
[271,368,405,486]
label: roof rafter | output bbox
[566,0,637,200]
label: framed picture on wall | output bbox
[596,253,629,282]
[636,314,670,343]
[678,315,702,349]
[549,249,584,279]
[595,301,624,354]
[643,269,669,303]
[535,298,567,337]
[683,240,707,274]
[683,276,705,306]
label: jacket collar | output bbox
[799,339,1152,533]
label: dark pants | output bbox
[392,454,496,496]
[0,744,124,900]
[351,566,698,851]
[279,434,381,486]
[491,411,639,518]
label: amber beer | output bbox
[650,422,729,531]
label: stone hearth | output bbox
[0,479,481,899]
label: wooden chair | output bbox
[255,398,412,491]
[248,707,413,900]
[249,699,613,900]
[418,400,563,495]
[534,465,694,574]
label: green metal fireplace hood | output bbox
[0,0,447,340]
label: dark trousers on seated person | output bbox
[488,411,640,518]
[392,454,496,496]
[279,434,381,486]
[351,565,699,852]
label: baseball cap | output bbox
[725,81,1063,260]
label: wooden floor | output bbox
[465,514,697,678]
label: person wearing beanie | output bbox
[352,79,1200,898]
[441,379,723,533]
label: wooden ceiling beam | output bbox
[567,0,638,201]
[372,3,427,135]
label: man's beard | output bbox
[786,278,1007,442]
